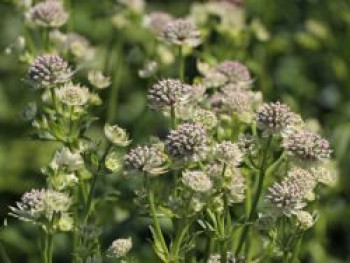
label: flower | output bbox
[295,210,314,230]
[104,124,131,147]
[161,18,201,47]
[192,109,218,130]
[105,151,123,173]
[220,86,255,115]
[214,141,243,166]
[50,147,84,171]
[28,54,71,87]
[282,129,331,162]
[214,60,251,87]
[57,83,90,106]
[165,122,208,162]
[147,78,190,112]
[266,180,305,216]
[311,163,338,187]
[9,189,71,224]
[50,173,78,191]
[124,144,168,176]
[27,1,68,28]
[226,172,246,203]
[182,170,212,192]
[256,102,299,134]
[107,237,133,258]
[88,70,111,89]
[58,213,74,231]
[144,12,173,35]
[118,0,144,13]
[138,60,158,78]
[286,167,317,200]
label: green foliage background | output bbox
[0,0,349,262]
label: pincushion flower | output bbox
[10,188,72,225]
[214,141,243,167]
[182,170,213,192]
[104,124,131,147]
[50,147,84,171]
[147,78,191,112]
[144,12,173,35]
[28,54,71,87]
[57,83,90,106]
[107,237,133,258]
[88,70,111,89]
[165,122,208,162]
[124,144,168,176]
[161,18,201,47]
[256,102,299,134]
[282,129,331,162]
[27,1,68,28]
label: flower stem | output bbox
[178,46,184,82]
[145,174,169,260]
[235,135,272,256]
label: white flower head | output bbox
[88,70,111,89]
[295,210,314,230]
[182,170,212,192]
[57,83,90,106]
[104,124,131,147]
[50,147,84,171]
[107,237,133,258]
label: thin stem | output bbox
[50,88,58,112]
[235,135,272,256]
[107,41,122,123]
[145,174,169,260]
[289,233,303,263]
[43,27,50,52]
[170,104,176,129]
[178,46,184,82]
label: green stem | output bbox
[236,135,272,256]
[178,46,184,82]
[171,220,190,262]
[43,27,50,52]
[50,88,58,112]
[145,174,169,260]
[289,233,303,263]
[43,229,53,263]
[107,41,122,123]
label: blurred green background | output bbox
[0,0,349,262]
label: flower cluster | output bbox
[165,122,208,162]
[28,54,71,87]
[27,1,68,28]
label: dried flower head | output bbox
[256,102,299,134]
[295,210,314,230]
[147,78,190,112]
[144,12,173,35]
[161,18,201,47]
[182,170,212,192]
[107,237,132,258]
[266,180,305,216]
[27,1,68,28]
[124,144,167,176]
[165,122,208,162]
[88,70,111,89]
[28,54,71,87]
[57,83,90,106]
[10,188,71,224]
[282,129,331,162]
[215,60,251,87]
[104,124,131,147]
[50,147,84,171]
[214,141,243,166]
